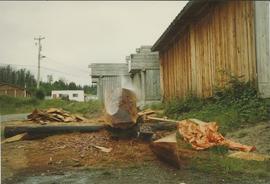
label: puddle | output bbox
[4,162,270,184]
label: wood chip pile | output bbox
[27,108,86,124]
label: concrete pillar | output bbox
[141,70,146,106]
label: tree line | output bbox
[0,65,96,96]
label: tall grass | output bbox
[0,95,102,116]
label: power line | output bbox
[0,62,89,79]
[45,56,89,74]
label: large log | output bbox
[150,132,200,168]
[4,123,105,138]
[147,121,177,131]
[104,88,138,129]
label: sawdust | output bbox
[1,130,155,180]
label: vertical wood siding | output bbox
[160,1,256,100]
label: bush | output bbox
[164,73,270,134]
[164,95,205,116]
[35,89,45,100]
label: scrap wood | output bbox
[1,133,28,144]
[178,119,256,152]
[228,151,270,161]
[146,116,178,123]
[138,109,156,117]
[27,108,86,124]
[90,144,112,153]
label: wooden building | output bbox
[127,45,160,105]
[152,1,270,100]
[0,82,30,97]
[89,63,130,102]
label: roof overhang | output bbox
[152,0,221,52]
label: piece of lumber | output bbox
[1,133,28,144]
[227,151,270,161]
[137,110,156,116]
[90,144,112,153]
[105,88,138,129]
[146,116,178,123]
[4,123,105,138]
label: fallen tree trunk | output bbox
[147,121,177,131]
[4,123,105,138]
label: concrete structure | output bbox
[0,82,30,97]
[51,90,84,102]
[127,45,161,105]
[254,2,270,98]
[152,1,270,100]
[89,63,130,102]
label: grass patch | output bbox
[188,154,270,178]
[143,102,164,110]
[0,95,102,116]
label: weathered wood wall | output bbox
[160,1,256,100]
[0,84,28,97]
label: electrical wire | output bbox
[0,62,89,79]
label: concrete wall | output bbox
[145,69,161,101]
[89,63,130,103]
[255,1,270,98]
[89,63,129,77]
[95,75,131,102]
[128,46,159,73]
[128,46,161,105]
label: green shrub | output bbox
[35,89,45,100]
[143,102,164,110]
[164,95,205,117]
[164,73,270,134]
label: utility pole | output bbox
[34,36,45,89]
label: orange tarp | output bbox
[177,119,256,152]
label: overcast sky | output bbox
[0,1,187,85]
